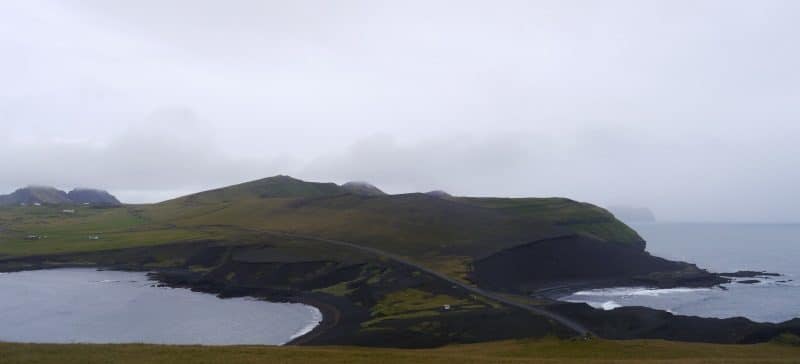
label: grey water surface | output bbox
[563,223,800,323]
[0,268,321,345]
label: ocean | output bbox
[562,222,800,323]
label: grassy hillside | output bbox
[0,176,643,282]
[1,338,799,364]
[149,177,641,255]
[0,176,642,256]
[460,197,643,245]
[174,175,343,203]
[0,205,218,256]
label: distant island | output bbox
[606,205,656,223]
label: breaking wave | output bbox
[578,300,622,310]
[572,287,711,297]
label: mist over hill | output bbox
[340,181,386,196]
[607,206,656,223]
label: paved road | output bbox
[271,231,593,337]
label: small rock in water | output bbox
[720,270,781,278]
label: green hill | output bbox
[115,177,644,284]
[0,175,643,261]
[459,197,644,248]
[174,175,344,204]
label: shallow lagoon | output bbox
[0,268,321,345]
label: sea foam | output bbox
[572,287,711,297]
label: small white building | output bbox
[62,209,75,214]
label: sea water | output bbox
[0,268,322,345]
[562,223,800,323]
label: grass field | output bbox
[1,338,799,364]
[0,205,218,256]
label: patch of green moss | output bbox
[315,280,355,296]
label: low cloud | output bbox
[0,109,292,199]
[2,1,799,222]
[301,133,538,193]
[2,111,798,223]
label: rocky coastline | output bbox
[0,240,798,347]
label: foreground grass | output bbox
[1,339,799,364]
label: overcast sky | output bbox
[1,0,798,222]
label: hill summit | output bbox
[177,175,344,204]
[341,181,386,196]
[0,186,121,206]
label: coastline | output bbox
[0,267,329,346]
[284,296,340,345]
[0,263,337,346]
[533,269,784,301]
[2,253,799,346]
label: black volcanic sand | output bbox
[1,238,799,347]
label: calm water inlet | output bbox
[0,269,321,345]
